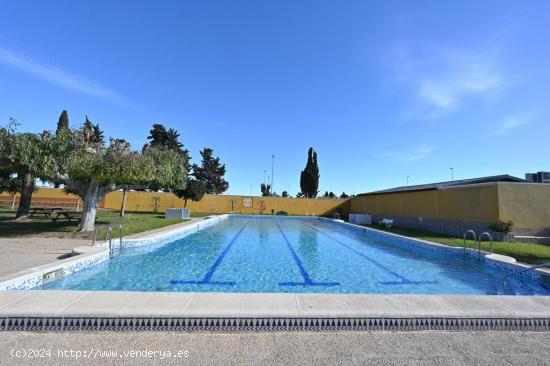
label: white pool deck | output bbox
[0,216,549,331]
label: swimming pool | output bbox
[40,216,550,295]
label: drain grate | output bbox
[1,316,548,332]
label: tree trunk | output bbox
[79,179,101,232]
[120,189,127,217]
[184,197,188,208]
[10,192,16,210]
[15,172,34,219]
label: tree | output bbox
[299,147,319,198]
[56,118,175,231]
[175,179,206,208]
[82,116,104,145]
[143,123,191,186]
[260,183,271,196]
[192,148,229,194]
[56,110,69,134]
[0,119,55,219]
[323,191,329,198]
[340,192,349,199]
[282,191,288,197]
[296,192,304,198]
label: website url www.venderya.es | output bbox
[11,348,191,360]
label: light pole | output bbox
[450,168,454,181]
[263,170,266,186]
[407,176,410,186]
[271,154,275,195]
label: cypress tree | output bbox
[299,147,319,198]
[56,110,69,134]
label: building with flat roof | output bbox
[350,175,550,242]
[525,171,550,183]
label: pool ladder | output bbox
[92,223,124,254]
[463,230,493,259]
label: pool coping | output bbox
[0,291,549,331]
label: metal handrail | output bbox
[463,230,477,256]
[501,262,550,284]
[118,223,124,252]
[478,232,493,254]
[92,224,113,251]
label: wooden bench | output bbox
[378,218,394,228]
[50,211,81,222]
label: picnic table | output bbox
[50,211,81,222]
[29,207,64,218]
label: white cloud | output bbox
[487,117,528,136]
[0,46,128,105]
[384,45,505,118]
[380,145,435,163]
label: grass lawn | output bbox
[0,207,211,239]
[363,224,550,266]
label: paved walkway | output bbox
[1,330,549,365]
[0,218,206,280]
[0,238,88,278]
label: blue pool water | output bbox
[41,216,550,295]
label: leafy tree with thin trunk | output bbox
[282,191,288,197]
[299,147,319,198]
[340,192,349,199]
[192,148,229,194]
[175,179,206,208]
[0,119,54,219]
[53,118,180,231]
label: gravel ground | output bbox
[1,330,549,365]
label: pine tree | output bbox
[299,147,319,198]
[82,116,103,145]
[145,123,190,174]
[56,110,69,134]
[192,148,229,194]
[260,183,271,196]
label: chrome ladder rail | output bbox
[501,262,550,285]
[118,223,124,252]
[91,224,113,251]
[463,230,477,257]
[478,232,494,255]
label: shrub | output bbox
[276,210,288,216]
[489,220,514,233]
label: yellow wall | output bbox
[350,183,499,223]
[102,190,349,216]
[3,183,549,230]
[498,183,550,228]
[349,182,550,229]
[0,188,79,200]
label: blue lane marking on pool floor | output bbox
[303,222,438,286]
[169,221,250,286]
[275,222,340,287]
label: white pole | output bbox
[271,154,274,195]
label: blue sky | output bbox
[1,1,549,196]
